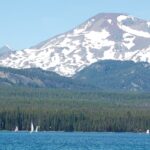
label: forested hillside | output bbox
[0,86,150,132]
[0,67,94,90]
[74,60,150,92]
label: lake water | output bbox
[0,132,150,150]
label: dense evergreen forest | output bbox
[0,86,150,132]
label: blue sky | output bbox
[0,0,150,50]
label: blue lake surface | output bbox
[0,132,150,150]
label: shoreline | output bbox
[0,130,148,134]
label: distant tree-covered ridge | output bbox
[0,67,94,90]
[74,60,150,92]
[0,86,150,132]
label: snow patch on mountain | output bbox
[147,22,150,28]
[131,47,150,62]
[123,33,135,49]
[85,30,110,41]
[117,15,129,22]
[107,19,112,24]
[118,23,150,38]
[117,15,150,38]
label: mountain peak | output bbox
[93,12,128,18]
[0,45,13,57]
[0,45,11,50]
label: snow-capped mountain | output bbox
[0,45,13,58]
[0,13,150,76]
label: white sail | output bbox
[14,126,18,132]
[146,129,149,134]
[30,122,34,133]
[35,126,39,132]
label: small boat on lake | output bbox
[35,126,39,132]
[14,126,18,132]
[30,122,34,133]
[146,129,149,134]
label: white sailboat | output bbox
[14,126,18,132]
[30,122,34,133]
[35,126,39,132]
[146,129,149,134]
